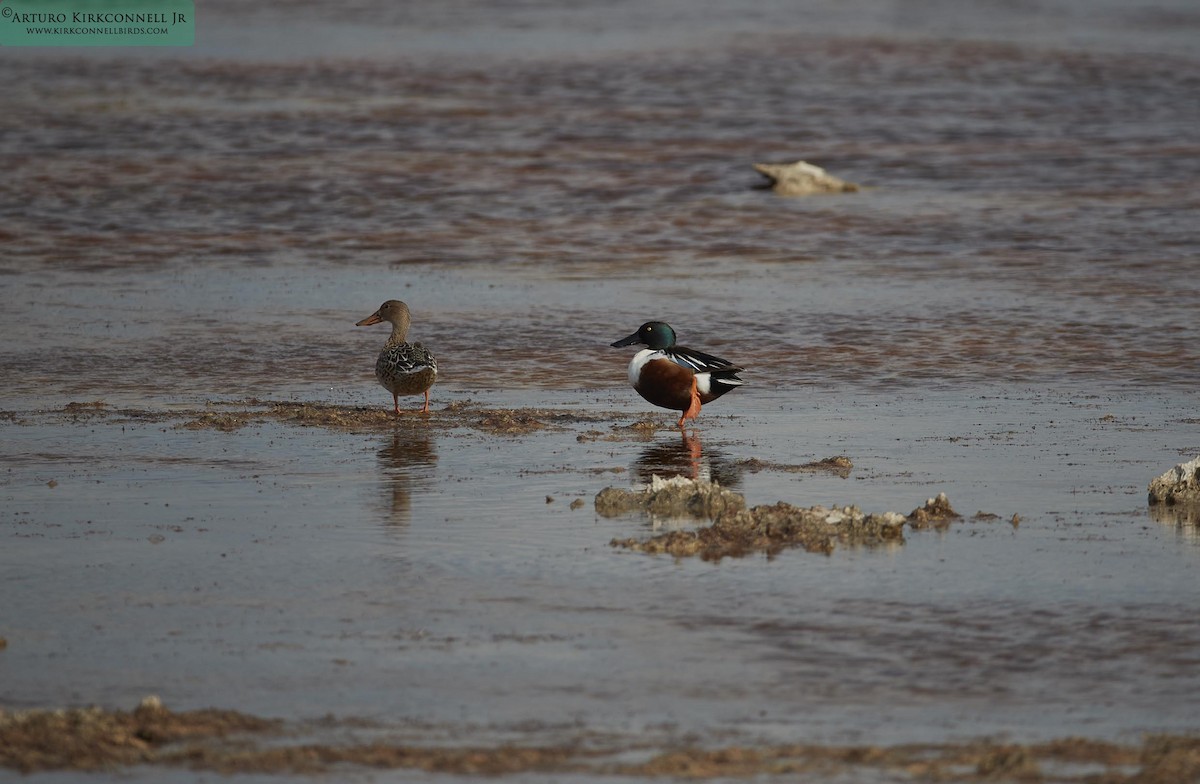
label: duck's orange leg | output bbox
[392,394,402,416]
[420,390,431,414]
[677,376,703,428]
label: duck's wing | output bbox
[379,342,438,375]
[665,345,744,377]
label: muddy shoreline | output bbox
[4,699,1199,781]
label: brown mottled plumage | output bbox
[356,300,438,414]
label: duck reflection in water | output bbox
[632,429,743,488]
[376,426,438,527]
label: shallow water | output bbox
[4,389,1200,763]
[2,0,1200,780]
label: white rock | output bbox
[1148,457,1200,504]
[754,160,859,196]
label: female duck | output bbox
[611,321,744,428]
[356,300,438,414]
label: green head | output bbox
[611,321,677,350]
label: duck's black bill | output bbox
[611,332,641,348]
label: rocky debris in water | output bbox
[738,455,853,478]
[612,501,906,560]
[1148,457,1200,506]
[595,476,745,521]
[1147,457,1200,526]
[602,481,974,560]
[905,492,962,530]
[753,160,859,196]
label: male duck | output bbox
[356,300,438,414]
[611,321,745,428]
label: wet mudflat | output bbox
[3,386,1200,782]
[3,0,1200,780]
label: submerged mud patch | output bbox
[578,417,664,442]
[737,455,854,478]
[473,409,553,435]
[16,400,648,438]
[2,699,1198,781]
[124,402,403,433]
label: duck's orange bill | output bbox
[356,312,383,326]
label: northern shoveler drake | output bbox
[611,321,745,428]
[356,300,438,414]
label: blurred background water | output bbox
[1,0,1197,404]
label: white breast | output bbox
[628,349,659,386]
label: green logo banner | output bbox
[0,0,194,46]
